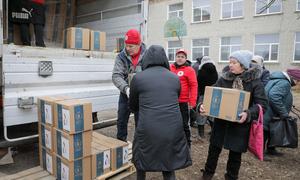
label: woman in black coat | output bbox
[129,45,192,180]
[198,50,268,180]
[196,56,218,138]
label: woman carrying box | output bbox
[198,50,268,180]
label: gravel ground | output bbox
[0,92,299,180]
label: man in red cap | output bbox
[112,29,147,141]
[170,49,198,147]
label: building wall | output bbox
[147,0,300,71]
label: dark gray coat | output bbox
[129,45,192,171]
[210,66,268,153]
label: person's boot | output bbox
[266,147,283,156]
[224,173,238,180]
[201,170,213,180]
[198,125,205,138]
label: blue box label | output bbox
[56,157,61,180]
[74,105,84,132]
[56,130,62,156]
[74,159,83,180]
[40,100,45,123]
[75,28,83,49]
[94,32,100,50]
[236,92,245,120]
[42,148,46,170]
[209,89,222,117]
[73,133,83,159]
[57,104,63,130]
[96,152,104,176]
[41,125,45,147]
[116,147,123,169]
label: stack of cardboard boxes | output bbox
[64,27,106,51]
[38,96,130,180]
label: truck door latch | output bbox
[18,97,35,109]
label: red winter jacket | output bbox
[170,62,198,107]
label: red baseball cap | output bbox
[176,48,187,58]
[125,29,141,45]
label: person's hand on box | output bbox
[197,104,206,114]
[238,112,248,123]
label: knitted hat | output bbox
[252,55,264,67]
[229,50,253,69]
[125,29,141,45]
[198,56,215,70]
[287,68,300,81]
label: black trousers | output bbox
[179,103,191,146]
[137,170,176,180]
[116,93,139,141]
[34,24,46,47]
[204,144,242,180]
[19,23,45,47]
[19,23,31,46]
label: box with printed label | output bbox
[38,96,69,126]
[55,154,91,180]
[39,123,54,152]
[65,27,90,50]
[55,99,92,134]
[116,37,125,52]
[90,30,106,51]
[91,142,111,178]
[39,147,56,175]
[54,128,91,161]
[203,86,250,122]
[92,132,129,171]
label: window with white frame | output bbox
[192,38,209,60]
[192,0,211,22]
[297,0,300,11]
[168,3,183,19]
[220,36,241,61]
[294,32,300,61]
[254,34,279,62]
[255,0,282,15]
[221,0,243,19]
[168,40,182,61]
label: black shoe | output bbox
[266,148,283,156]
[201,169,213,180]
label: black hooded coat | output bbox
[129,45,192,171]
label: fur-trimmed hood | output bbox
[221,64,263,82]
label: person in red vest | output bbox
[170,49,198,147]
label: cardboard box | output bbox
[65,27,90,50]
[90,31,106,51]
[55,99,92,134]
[116,37,125,52]
[92,132,129,171]
[38,96,69,126]
[203,86,250,122]
[39,123,54,152]
[54,128,92,161]
[55,155,91,180]
[91,142,111,178]
[39,147,56,175]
